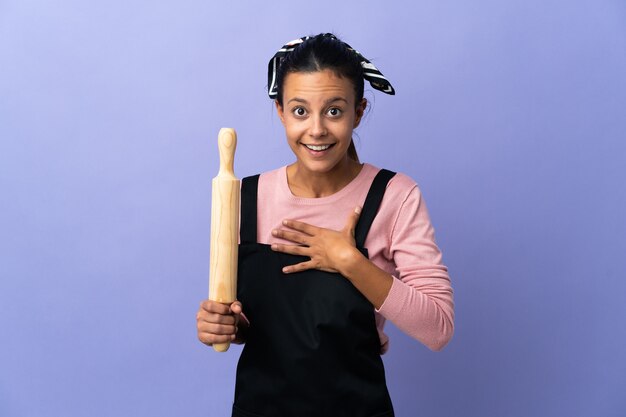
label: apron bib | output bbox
[233,169,396,417]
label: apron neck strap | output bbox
[354,169,396,248]
[240,174,260,244]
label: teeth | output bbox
[305,144,331,151]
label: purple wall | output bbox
[1,1,625,416]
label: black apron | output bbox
[233,169,396,417]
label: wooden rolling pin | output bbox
[209,128,240,352]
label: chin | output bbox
[299,158,350,175]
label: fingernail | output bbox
[272,229,278,236]
[355,206,362,214]
[271,244,278,251]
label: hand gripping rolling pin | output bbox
[209,128,240,352]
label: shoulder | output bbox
[364,163,421,204]
[251,166,284,182]
[371,165,431,233]
[249,166,286,192]
[388,171,420,196]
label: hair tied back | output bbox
[267,34,395,99]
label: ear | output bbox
[275,100,286,125]
[353,98,367,128]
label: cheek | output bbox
[283,120,306,138]
[337,122,355,140]
[283,125,302,148]
[283,124,298,140]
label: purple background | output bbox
[1,1,625,416]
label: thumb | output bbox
[343,206,362,237]
[230,301,243,326]
[230,301,243,315]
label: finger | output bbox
[272,228,309,245]
[200,300,231,315]
[198,332,236,345]
[282,260,317,274]
[281,219,318,235]
[197,311,237,326]
[343,206,362,236]
[270,242,309,257]
[198,321,237,335]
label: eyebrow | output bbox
[287,97,348,105]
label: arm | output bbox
[327,194,454,352]
[376,184,454,351]
[270,182,454,351]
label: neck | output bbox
[287,159,363,198]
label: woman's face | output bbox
[276,69,366,176]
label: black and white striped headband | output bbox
[267,34,396,99]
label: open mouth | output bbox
[303,144,334,151]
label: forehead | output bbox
[282,70,356,103]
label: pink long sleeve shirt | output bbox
[254,163,454,353]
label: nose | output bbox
[309,115,327,138]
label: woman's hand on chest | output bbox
[270,206,364,275]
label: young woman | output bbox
[197,33,454,417]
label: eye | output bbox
[326,107,343,117]
[292,107,307,117]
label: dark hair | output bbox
[275,33,364,162]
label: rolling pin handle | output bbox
[218,128,237,178]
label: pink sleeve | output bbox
[376,185,455,351]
